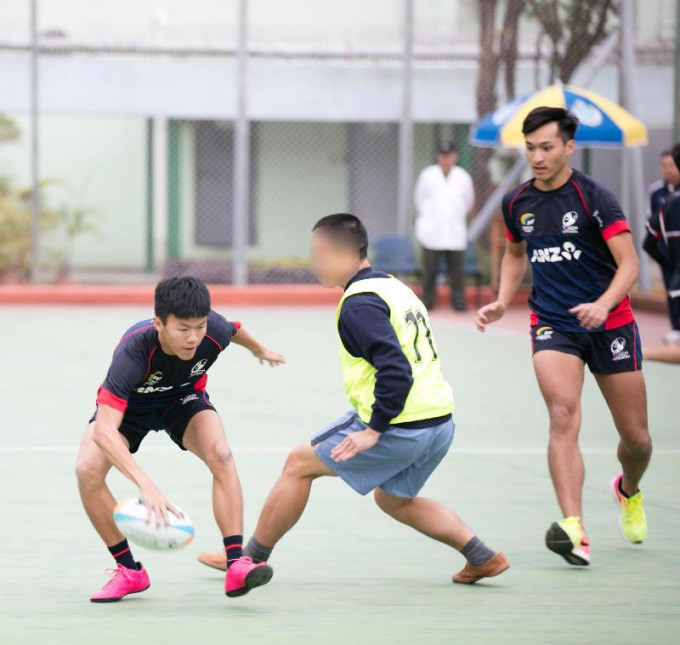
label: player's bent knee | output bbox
[283,444,326,479]
[205,442,235,472]
[547,403,580,435]
[75,456,108,489]
[374,488,411,514]
[283,445,310,474]
[621,432,652,455]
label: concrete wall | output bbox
[0,0,674,270]
[0,112,674,269]
[0,114,147,269]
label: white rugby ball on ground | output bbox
[113,497,195,550]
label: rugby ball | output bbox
[113,497,195,550]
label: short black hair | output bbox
[661,149,672,157]
[312,213,369,260]
[672,142,680,173]
[522,106,579,144]
[437,142,458,155]
[154,276,211,323]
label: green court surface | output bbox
[1,305,678,644]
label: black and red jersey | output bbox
[647,190,680,299]
[503,168,634,333]
[96,310,239,412]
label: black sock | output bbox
[460,536,495,567]
[224,535,243,568]
[244,536,273,564]
[108,539,137,570]
[618,478,638,498]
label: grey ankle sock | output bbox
[461,536,495,567]
[244,537,273,563]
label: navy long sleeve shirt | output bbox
[337,268,450,432]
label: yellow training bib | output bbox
[336,276,455,426]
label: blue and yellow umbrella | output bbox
[471,82,648,148]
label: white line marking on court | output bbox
[432,315,529,339]
[1,445,679,455]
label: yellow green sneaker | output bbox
[610,473,647,544]
[545,516,590,566]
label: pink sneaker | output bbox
[90,563,150,603]
[225,556,273,598]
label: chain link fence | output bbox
[0,0,676,285]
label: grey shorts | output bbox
[311,411,455,498]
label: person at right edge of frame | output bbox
[476,106,652,567]
[642,148,680,344]
[644,142,680,364]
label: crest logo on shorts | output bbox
[562,211,579,233]
[610,337,630,361]
[520,212,535,233]
[190,359,208,377]
[535,326,554,341]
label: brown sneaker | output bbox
[452,552,510,584]
[198,551,227,572]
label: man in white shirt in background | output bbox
[414,142,475,311]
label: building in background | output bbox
[0,0,676,283]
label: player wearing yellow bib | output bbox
[214,214,509,587]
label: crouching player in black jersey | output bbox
[476,107,652,567]
[76,277,285,601]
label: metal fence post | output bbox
[29,0,40,282]
[232,0,249,285]
[396,0,414,237]
[152,117,168,272]
[620,0,650,291]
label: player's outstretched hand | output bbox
[476,300,506,332]
[330,428,381,462]
[569,302,608,330]
[139,482,181,528]
[253,347,286,367]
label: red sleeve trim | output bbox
[601,220,631,241]
[232,321,242,331]
[505,229,521,243]
[604,297,635,330]
[96,386,128,412]
[193,374,208,392]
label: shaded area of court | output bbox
[1,305,678,644]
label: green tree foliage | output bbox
[526,0,618,83]
[0,113,99,281]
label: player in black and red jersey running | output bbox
[476,107,652,567]
[76,276,284,601]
